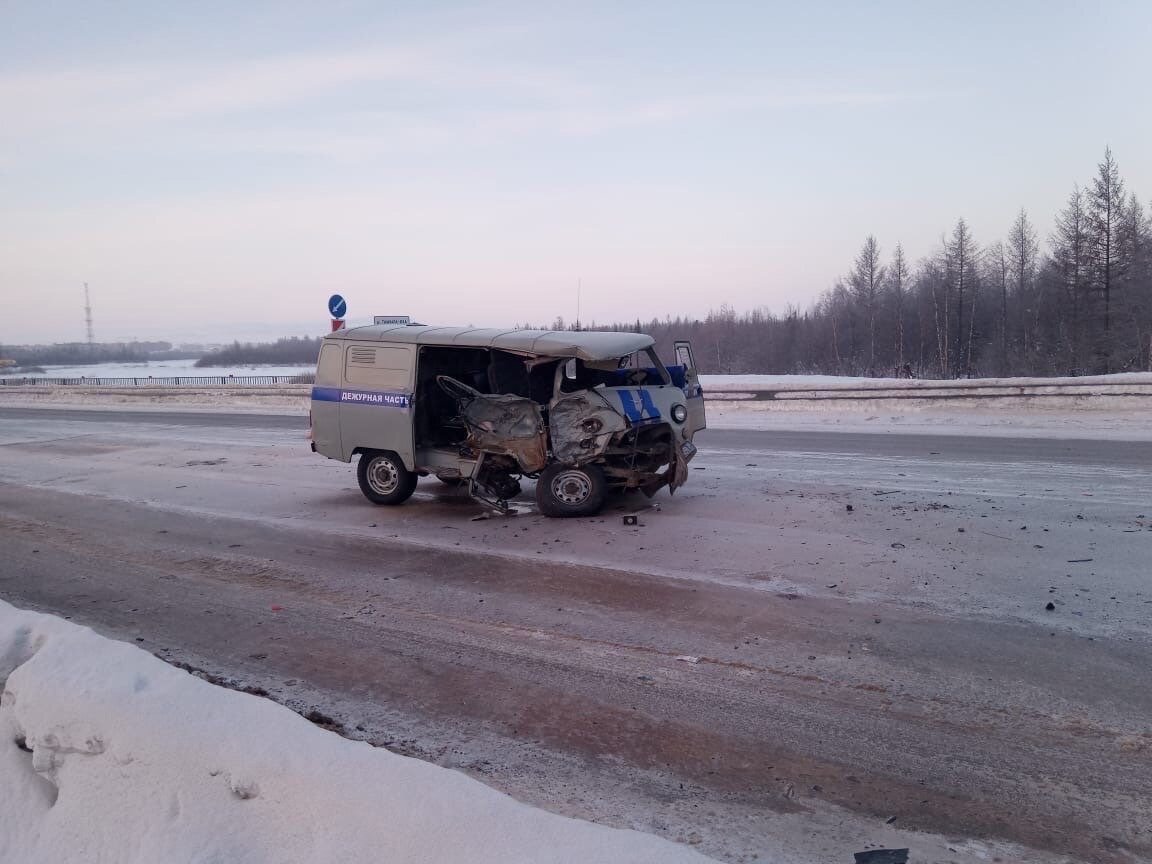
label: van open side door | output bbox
[673,341,706,434]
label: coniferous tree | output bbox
[1087,147,1127,369]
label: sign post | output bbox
[328,294,347,331]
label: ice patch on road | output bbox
[0,599,718,864]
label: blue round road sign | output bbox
[328,294,347,318]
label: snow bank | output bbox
[701,372,1152,391]
[0,600,717,864]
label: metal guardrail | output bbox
[0,374,316,387]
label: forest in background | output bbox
[572,148,1151,378]
[33,148,1148,379]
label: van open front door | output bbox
[673,341,706,434]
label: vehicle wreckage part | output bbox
[467,452,523,514]
[536,463,608,517]
[357,450,418,505]
[437,375,548,473]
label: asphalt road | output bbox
[3,404,1150,467]
[1,405,1150,863]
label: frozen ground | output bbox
[1,405,1150,863]
[0,600,717,864]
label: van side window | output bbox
[316,344,343,386]
[345,345,413,389]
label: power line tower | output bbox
[83,283,95,345]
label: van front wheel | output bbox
[536,463,607,517]
[357,451,418,505]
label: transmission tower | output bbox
[83,283,95,345]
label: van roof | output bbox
[326,325,654,362]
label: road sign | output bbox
[328,294,347,318]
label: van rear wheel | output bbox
[535,463,607,517]
[357,451,418,505]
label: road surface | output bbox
[1,406,1150,863]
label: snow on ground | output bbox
[0,600,718,864]
[706,401,1152,440]
[702,372,1152,390]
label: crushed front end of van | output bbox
[309,325,705,518]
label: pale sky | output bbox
[2,0,1150,345]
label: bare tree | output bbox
[944,219,980,376]
[887,243,910,372]
[1006,208,1038,366]
[987,241,1010,375]
[1051,186,1091,371]
[849,235,886,374]
[1087,147,1127,369]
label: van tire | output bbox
[358,451,418,505]
[536,463,607,517]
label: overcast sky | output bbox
[2,0,1150,345]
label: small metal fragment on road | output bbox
[1045,602,1056,611]
[622,514,638,525]
[676,655,700,664]
[854,850,909,864]
[1067,558,1094,563]
[884,815,897,824]
[846,504,854,512]
[890,542,905,549]
[873,490,899,497]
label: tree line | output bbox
[590,148,1151,378]
[194,336,323,367]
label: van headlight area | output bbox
[671,403,688,424]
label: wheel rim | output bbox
[366,457,401,495]
[551,470,592,505]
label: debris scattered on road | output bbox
[1045,602,1056,611]
[890,542,905,549]
[873,490,899,497]
[826,583,838,589]
[1067,558,1094,563]
[676,655,700,664]
[622,514,638,526]
[846,504,854,512]
[884,815,898,824]
[853,850,909,864]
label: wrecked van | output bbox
[309,324,705,517]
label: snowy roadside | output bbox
[0,600,718,864]
[2,384,1152,440]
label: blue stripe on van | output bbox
[311,386,411,408]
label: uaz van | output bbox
[309,324,705,517]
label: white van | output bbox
[310,324,705,517]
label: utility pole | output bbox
[84,283,95,345]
